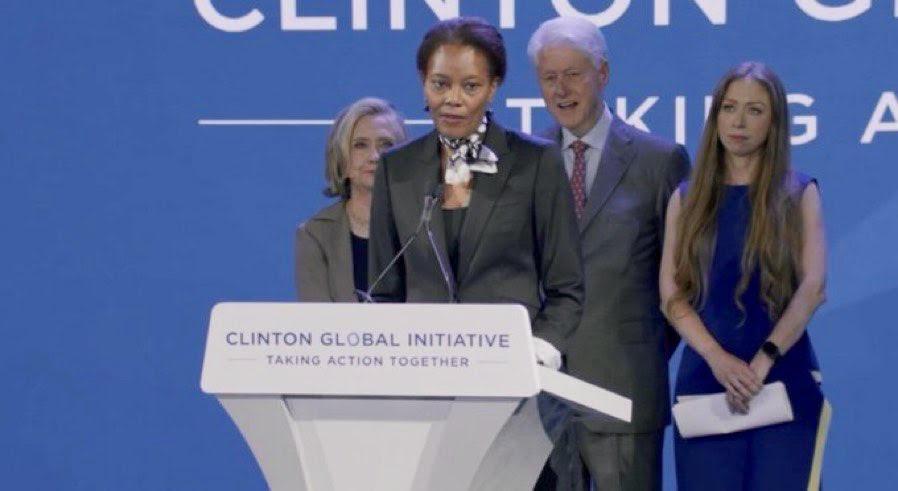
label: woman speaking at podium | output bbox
[295,97,407,302]
[367,17,584,369]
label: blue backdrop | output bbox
[3,1,897,488]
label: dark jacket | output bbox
[368,120,584,352]
[544,117,690,432]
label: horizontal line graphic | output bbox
[198,119,434,126]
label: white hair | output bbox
[527,16,609,68]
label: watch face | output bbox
[763,341,780,359]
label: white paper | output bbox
[537,366,632,423]
[672,381,794,438]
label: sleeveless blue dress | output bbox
[674,174,830,490]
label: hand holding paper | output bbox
[706,348,762,405]
[673,382,794,438]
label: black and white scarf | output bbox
[438,113,498,185]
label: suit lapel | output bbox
[545,124,563,145]
[329,205,356,302]
[405,132,453,284]
[579,118,634,232]
[456,122,513,284]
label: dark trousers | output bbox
[535,426,663,491]
[577,427,664,491]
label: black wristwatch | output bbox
[761,341,782,361]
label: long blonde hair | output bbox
[672,62,804,321]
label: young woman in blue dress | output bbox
[660,62,830,489]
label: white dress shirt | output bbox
[561,103,613,196]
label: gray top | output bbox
[294,201,357,302]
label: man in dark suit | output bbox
[528,16,691,491]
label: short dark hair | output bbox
[416,17,506,83]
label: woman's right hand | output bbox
[705,348,761,414]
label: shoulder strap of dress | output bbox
[789,171,819,199]
[677,180,690,199]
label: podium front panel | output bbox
[201,302,539,398]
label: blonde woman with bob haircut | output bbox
[295,97,406,301]
[660,62,830,489]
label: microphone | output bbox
[423,186,458,303]
[360,183,443,303]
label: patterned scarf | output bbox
[438,113,498,185]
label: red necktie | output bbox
[569,140,588,219]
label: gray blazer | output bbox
[546,118,690,432]
[368,121,584,351]
[294,201,358,302]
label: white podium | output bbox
[201,303,630,491]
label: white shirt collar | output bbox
[561,103,612,151]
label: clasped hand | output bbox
[706,348,773,414]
